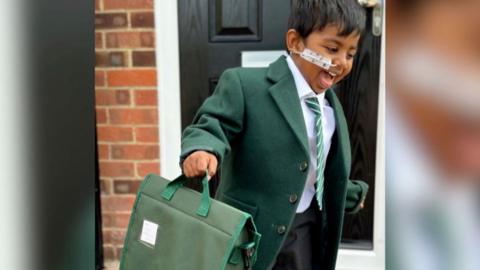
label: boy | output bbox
[181,0,368,269]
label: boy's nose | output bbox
[328,65,342,76]
[331,56,348,74]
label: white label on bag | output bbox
[140,219,158,246]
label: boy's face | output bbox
[287,24,361,94]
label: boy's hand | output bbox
[182,150,218,180]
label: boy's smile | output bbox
[287,24,361,94]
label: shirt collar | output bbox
[286,55,326,104]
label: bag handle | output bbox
[161,170,211,217]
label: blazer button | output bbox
[289,194,298,204]
[277,225,286,235]
[299,161,308,172]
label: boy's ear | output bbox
[286,29,305,54]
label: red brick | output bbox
[95,0,100,11]
[102,213,131,228]
[117,213,131,227]
[137,162,160,177]
[96,89,130,106]
[95,51,127,67]
[109,108,158,125]
[100,179,112,195]
[106,31,155,48]
[95,13,127,29]
[102,213,129,228]
[95,70,105,86]
[99,162,135,177]
[97,126,133,142]
[107,69,157,87]
[96,108,107,124]
[116,246,124,260]
[103,229,126,245]
[134,90,157,105]
[110,52,127,67]
[101,195,136,212]
[98,144,109,159]
[102,213,114,227]
[103,246,115,260]
[131,12,155,28]
[95,33,103,48]
[115,213,132,228]
[104,0,154,10]
[111,145,159,160]
[132,51,156,67]
[95,52,109,67]
[114,180,142,194]
[135,127,158,142]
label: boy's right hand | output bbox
[182,150,218,180]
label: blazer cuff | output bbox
[345,180,369,214]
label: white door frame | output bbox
[154,0,182,179]
[154,1,385,269]
[335,13,385,269]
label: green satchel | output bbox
[119,172,261,270]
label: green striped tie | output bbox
[305,97,325,210]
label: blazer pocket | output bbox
[222,193,258,219]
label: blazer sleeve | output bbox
[180,68,245,165]
[345,179,369,214]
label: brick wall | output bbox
[95,0,159,261]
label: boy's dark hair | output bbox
[288,0,366,37]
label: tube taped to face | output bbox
[291,48,338,74]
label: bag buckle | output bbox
[242,247,255,269]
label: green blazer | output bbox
[181,56,368,270]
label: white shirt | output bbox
[286,56,336,213]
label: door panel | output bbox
[209,0,261,42]
[179,0,290,129]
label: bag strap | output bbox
[161,171,212,217]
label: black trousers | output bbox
[272,198,326,270]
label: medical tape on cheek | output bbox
[291,48,339,75]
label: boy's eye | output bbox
[347,53,355,60]
[325,46,338,53]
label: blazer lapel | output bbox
[265,57,350,175]
[325,89,351,183]
[267,56,309,156]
